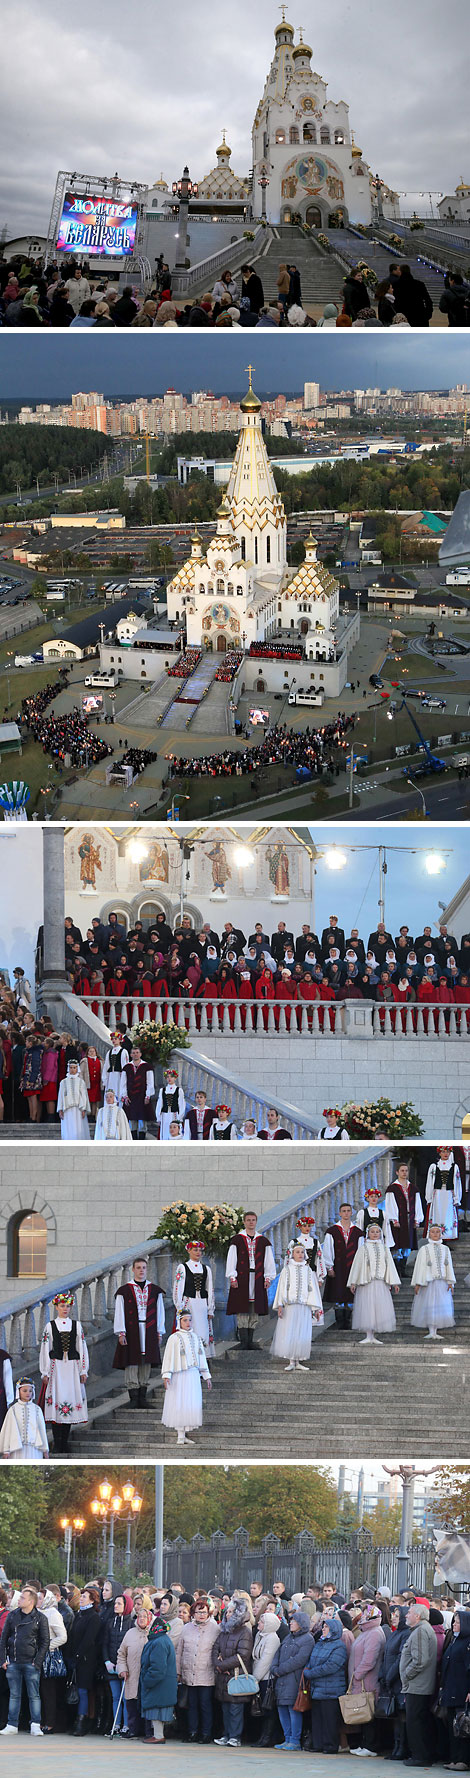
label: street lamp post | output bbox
[383,1465,438,1594]
[319,841,450,925]
[171,168,199,292]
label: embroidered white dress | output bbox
[271,1258,324,1361]
[161,1329,211,1431]
[0,1401,49,1460]
[57,1075,91,1140]
[94,1102,133,1141]
[39,1318,89,1426]
[410,1241,455,1330]
[348,1241,400,1334]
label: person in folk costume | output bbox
[410,1222,455,1340]
[161,1308,212,1446]
[0,1347,13,1428]
[121,1044,154,1139]
[39,1289,89,1454]
[322,1202,362,1329]
[164,1117,190,1141]
[271,1237,324,1371]
[209,1103,238,1141]
[239,1118,263,1143]
[113,1256,166,1408]
[94,1087,133,1141]
[186,1089,215,1141]
[0,1377,49,1461]
[258,1107,292,1141]
[57,1059,91,1139]
[102,1030,129,1097]
[319,1108,351,1141]
[172,1239,215,1347]
[80,1046,101,1112]
[356,1183,396,1249]
[290,1217,327,1291]
[226,1210,277,1348]
[425,1145,462,1241]
[347,1223,400,1344]
[385,1158,424,1276]
[155,1067,185,1140]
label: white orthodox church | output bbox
[165,374,358,694]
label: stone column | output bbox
[41,828,69,1016]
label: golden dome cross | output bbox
[245,364,255,389]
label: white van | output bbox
[84,671,117,688]
[288,687,324,707]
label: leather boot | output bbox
[335,1307,345,1328]
[247,1328,254,1349]
[128,1388,139,1408]
[238,1328,248,1349]
[72,1717,88,1737]
[138,1386,150,1408]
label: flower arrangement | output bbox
[129,1020,190,1064]
[152,1201,246,1255]
[339,1099,424,1139]
[317,233,330,251]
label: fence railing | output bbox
[172,225,270,294]
[70,989,470,1042]
[257,1146,390,1265]
[159,1526,437,1599]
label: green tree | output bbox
[362,1502,403,1546]
[432,1466,470,1529]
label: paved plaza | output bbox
[1,1740,448,1778]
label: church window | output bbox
[289,127,299,145]
[216,578,224,593]
[237,585,243,595]
[266,537,271,563]
[275,129,286,144]
[303,124,316,143]
[335,131,345,145]
[320,127,330,144]
[11,1212,47,1279]
[175,610,179,621]
[227,582,234,595]
[278,601,282,612]
[208,582,214,593]
[290,619,294,629]
[254,538,258,564]
[241,538,246,560]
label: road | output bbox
[346,776,470,821]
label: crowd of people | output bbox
[1,1569,470,1761]
[166,713,357,782]
[4,250,464,330]
[20,687,111,770]
[214,651,243,683]
[0,1169,466,1453]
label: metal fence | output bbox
[160,1528,437,1599]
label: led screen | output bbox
[82,694,104,713]
[57,192,138,256]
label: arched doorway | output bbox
[217,634,227,652]
[256,678,266,692]
[300,619,309,636]
[306,205,322,227]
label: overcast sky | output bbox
[0,333,469,400]
[0,0,467,236]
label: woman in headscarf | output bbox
[304,1615,348,1754]
[116,1605,153,1738]
[57,1060,90,1139]
[39,1290,89,1455]
[161,1309,212,1446]
[176,1596,220,1742]
[212,1596,254,1748]
[377,1604,411,1760]
[0,1377,48,1461]
[410,1222,455,1340]
[94,1088,133,1142]
[269,1608,314,1750]
[140,1618,177,1745]
[348,1225,401,1344]
[252,1609,280,1745]
[348,1605,386,1752]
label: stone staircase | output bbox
[73,1231,470,1460]
[251,224,343,308]
[324,227,445,307]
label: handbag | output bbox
[177,1682,188,1710]
[454,1708,470,1739]
[251,1692,262,1717]
[375,1692,396,1719]
[65,1668,79,1712]
[228,1653,259,1699]
[43,1647,66,1680]
[339,1679,375,1726]
[294,1671,311,1713]
[261,1673,276,1714]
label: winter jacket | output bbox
[212,1606,253,1702]
[58,1598,75,1635]
[378,1612,411,1701]
[392,272,433,327]
[342,275,370,318]
[176,1616,219,1687]
[116,1623,149,1699]
[252,1616,281,1681]
[0,1606,49,1669]
[140,1631,177,1715]
[440,1612,470,1707]
[399,1619,437,1695]
[349,1621,386,1697]
[40,1594,68,1653]
[102,1611,128,1669]
[269,1614,314,1706]
[67,1606,102,1686]
[304,1619,348,1698]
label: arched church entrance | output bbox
[256,678,266,692]
[306,205,322,227]
[300,619,310,636]
[217,634,227,652]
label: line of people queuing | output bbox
[1,1570,470,1762]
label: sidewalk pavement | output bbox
[0,1738,448,1778]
